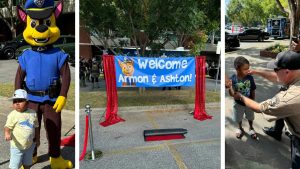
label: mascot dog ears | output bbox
[15,0,73,168]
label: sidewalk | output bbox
[0,96,75,169]
[225,45,291,168]
[79,103,220,169]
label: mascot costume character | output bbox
[15,0,73,168]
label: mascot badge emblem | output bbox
[15,0,73,168]
[34,0,45,7]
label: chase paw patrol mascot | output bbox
[15,0,72,168]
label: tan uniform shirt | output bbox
[260,79,300,138]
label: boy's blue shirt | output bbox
[230,74,256,105]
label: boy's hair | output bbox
[234,56,249,69]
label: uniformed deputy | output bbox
[247,68,285,141]
[233,50,300,169]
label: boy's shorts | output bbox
[232,102,254,123]
[9,143,35,169]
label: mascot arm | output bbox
[15,65,26,90]
[53,62,70,113]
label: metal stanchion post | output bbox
[85,104,95,160]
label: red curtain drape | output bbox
[194,56,213,121]
[60,134,75,147]
[100,55,125,127]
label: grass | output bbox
[0,83,75,111]
[80,88,220,108]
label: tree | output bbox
[275,0,300,44]
[0,0,23,38]
[80,0,216,56]
[199,0,220,45]
[80,0,120,50]
[227,0,285,27]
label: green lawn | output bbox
[80,88,220,108]
[0,83,75,111]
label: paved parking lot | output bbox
[79,103,220,169]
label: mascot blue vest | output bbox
[16,0,73,168]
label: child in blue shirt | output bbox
[228,56,257,139]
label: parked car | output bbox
[0,35,27,59]
[16,35,75,65]
[225,32,240,51]
[237,28,270,41]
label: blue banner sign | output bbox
[114,56,195,87]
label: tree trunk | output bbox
[211,31,215,44]
[294,1,300,37]
[287,0,300,47]
[177,34,184,47]
[11,27,16,38]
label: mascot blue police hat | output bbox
[25,0,55,19]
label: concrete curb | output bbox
[80,102,220,113]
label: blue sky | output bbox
[225,0,230,8]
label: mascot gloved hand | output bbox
[53,96,67,113]
[16,0,72,168]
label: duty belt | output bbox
[27,90,49,97]
[24,85,49,97]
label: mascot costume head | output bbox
[17,0,62,47]
[15,0,73,168]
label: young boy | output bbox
[228,56,257,139]
[4,89,39,169]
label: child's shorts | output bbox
[9,143,35,169]
[232,102,254,123]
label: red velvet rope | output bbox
[79,115,89,161]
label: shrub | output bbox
[265,43,289,53]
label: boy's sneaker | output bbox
[262,127,282,141]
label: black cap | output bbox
[267,50,300,70]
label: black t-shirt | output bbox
[230,74,256,105]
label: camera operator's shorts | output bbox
[9,143,35,169]
[232,102,254,123]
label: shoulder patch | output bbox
[260,101,270,112]
[269,96,280,107]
